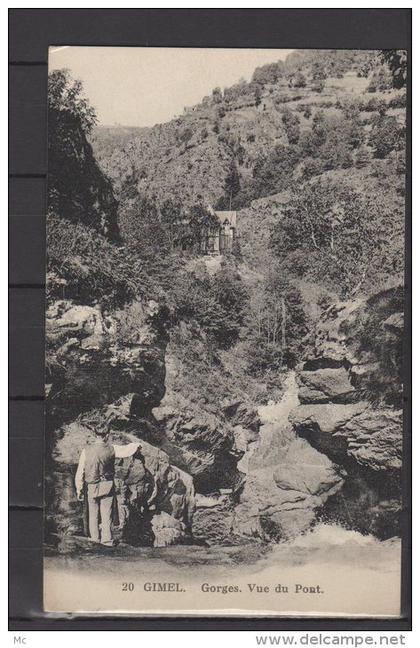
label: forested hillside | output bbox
[46,49,406,548]
[90,48,405,382]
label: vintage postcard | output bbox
[44,46,406,617]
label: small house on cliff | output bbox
[201,208,237,255]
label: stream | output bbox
[44,370,402,616]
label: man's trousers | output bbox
[86,480,114,544]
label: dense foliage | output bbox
[48,70,119,239]
[49,48,406,409]
[270,177,404,297]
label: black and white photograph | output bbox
[43,45,407,617]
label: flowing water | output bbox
[238,370,298,473]
[44,370,401,616]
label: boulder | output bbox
[152,393,239,493]
[47,421,195,547]
[273,438,345,498]
[297,367,355,404]
[235,437,344,541]
[289,402,402,472]
[290,402,369,436]
[46,299,169,428]
[151,512,187,547]
[339,408,403,472]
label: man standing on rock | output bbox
[75,424,141,546]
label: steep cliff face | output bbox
[152,347,260,494]
[44,295,186,547]
[46,298,169,430]
[289,286,404,538]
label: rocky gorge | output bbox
[45,282,404,549]
[45,51,406,555]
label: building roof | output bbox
[214,210,237,228]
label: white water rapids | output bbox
[45,371,401,616]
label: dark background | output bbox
[9,7,411,632]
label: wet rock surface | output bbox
[233,373,345,541]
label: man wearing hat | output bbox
[75,423,141,546]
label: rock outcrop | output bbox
[48,421,195,548]
[45,284,403,548]
[290,403,402,472]
[303,286,403,407]
[153,392,240,493]
[296,367,356,404]
[217,373,345,543]
[290,286,404,538]
[45,295,183,548]
[151,348,261,494]
[46,298,168,429]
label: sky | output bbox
[49,46,293,128]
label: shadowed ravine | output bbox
[43,50,406,615]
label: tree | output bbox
[311,62,327,92]
[281,109,300,144]
[369,115,403,158]
[172,262,248,349]
[212,87,223,104]
[303,106,312,119]
[210,264,249,348]
[311,110,328,144]
[289,71,307,88]
[48,68,96,134]
[245,273,308,373]
[160,198,183,249]
[252,61,284,85]
[270,179,392,296]
[178,127,193,150]
[365,97,387,115]
[252,145,298,196]
[367,66,392,93]
[118,195,164,254]
[311,62,327,82]
[184,203,219,251]
[224,78,248,102]
[216,160,241,209]
[48,69,119,239]
[355,146,371,168]
[381,50,407,89]
[312,79,325,93]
